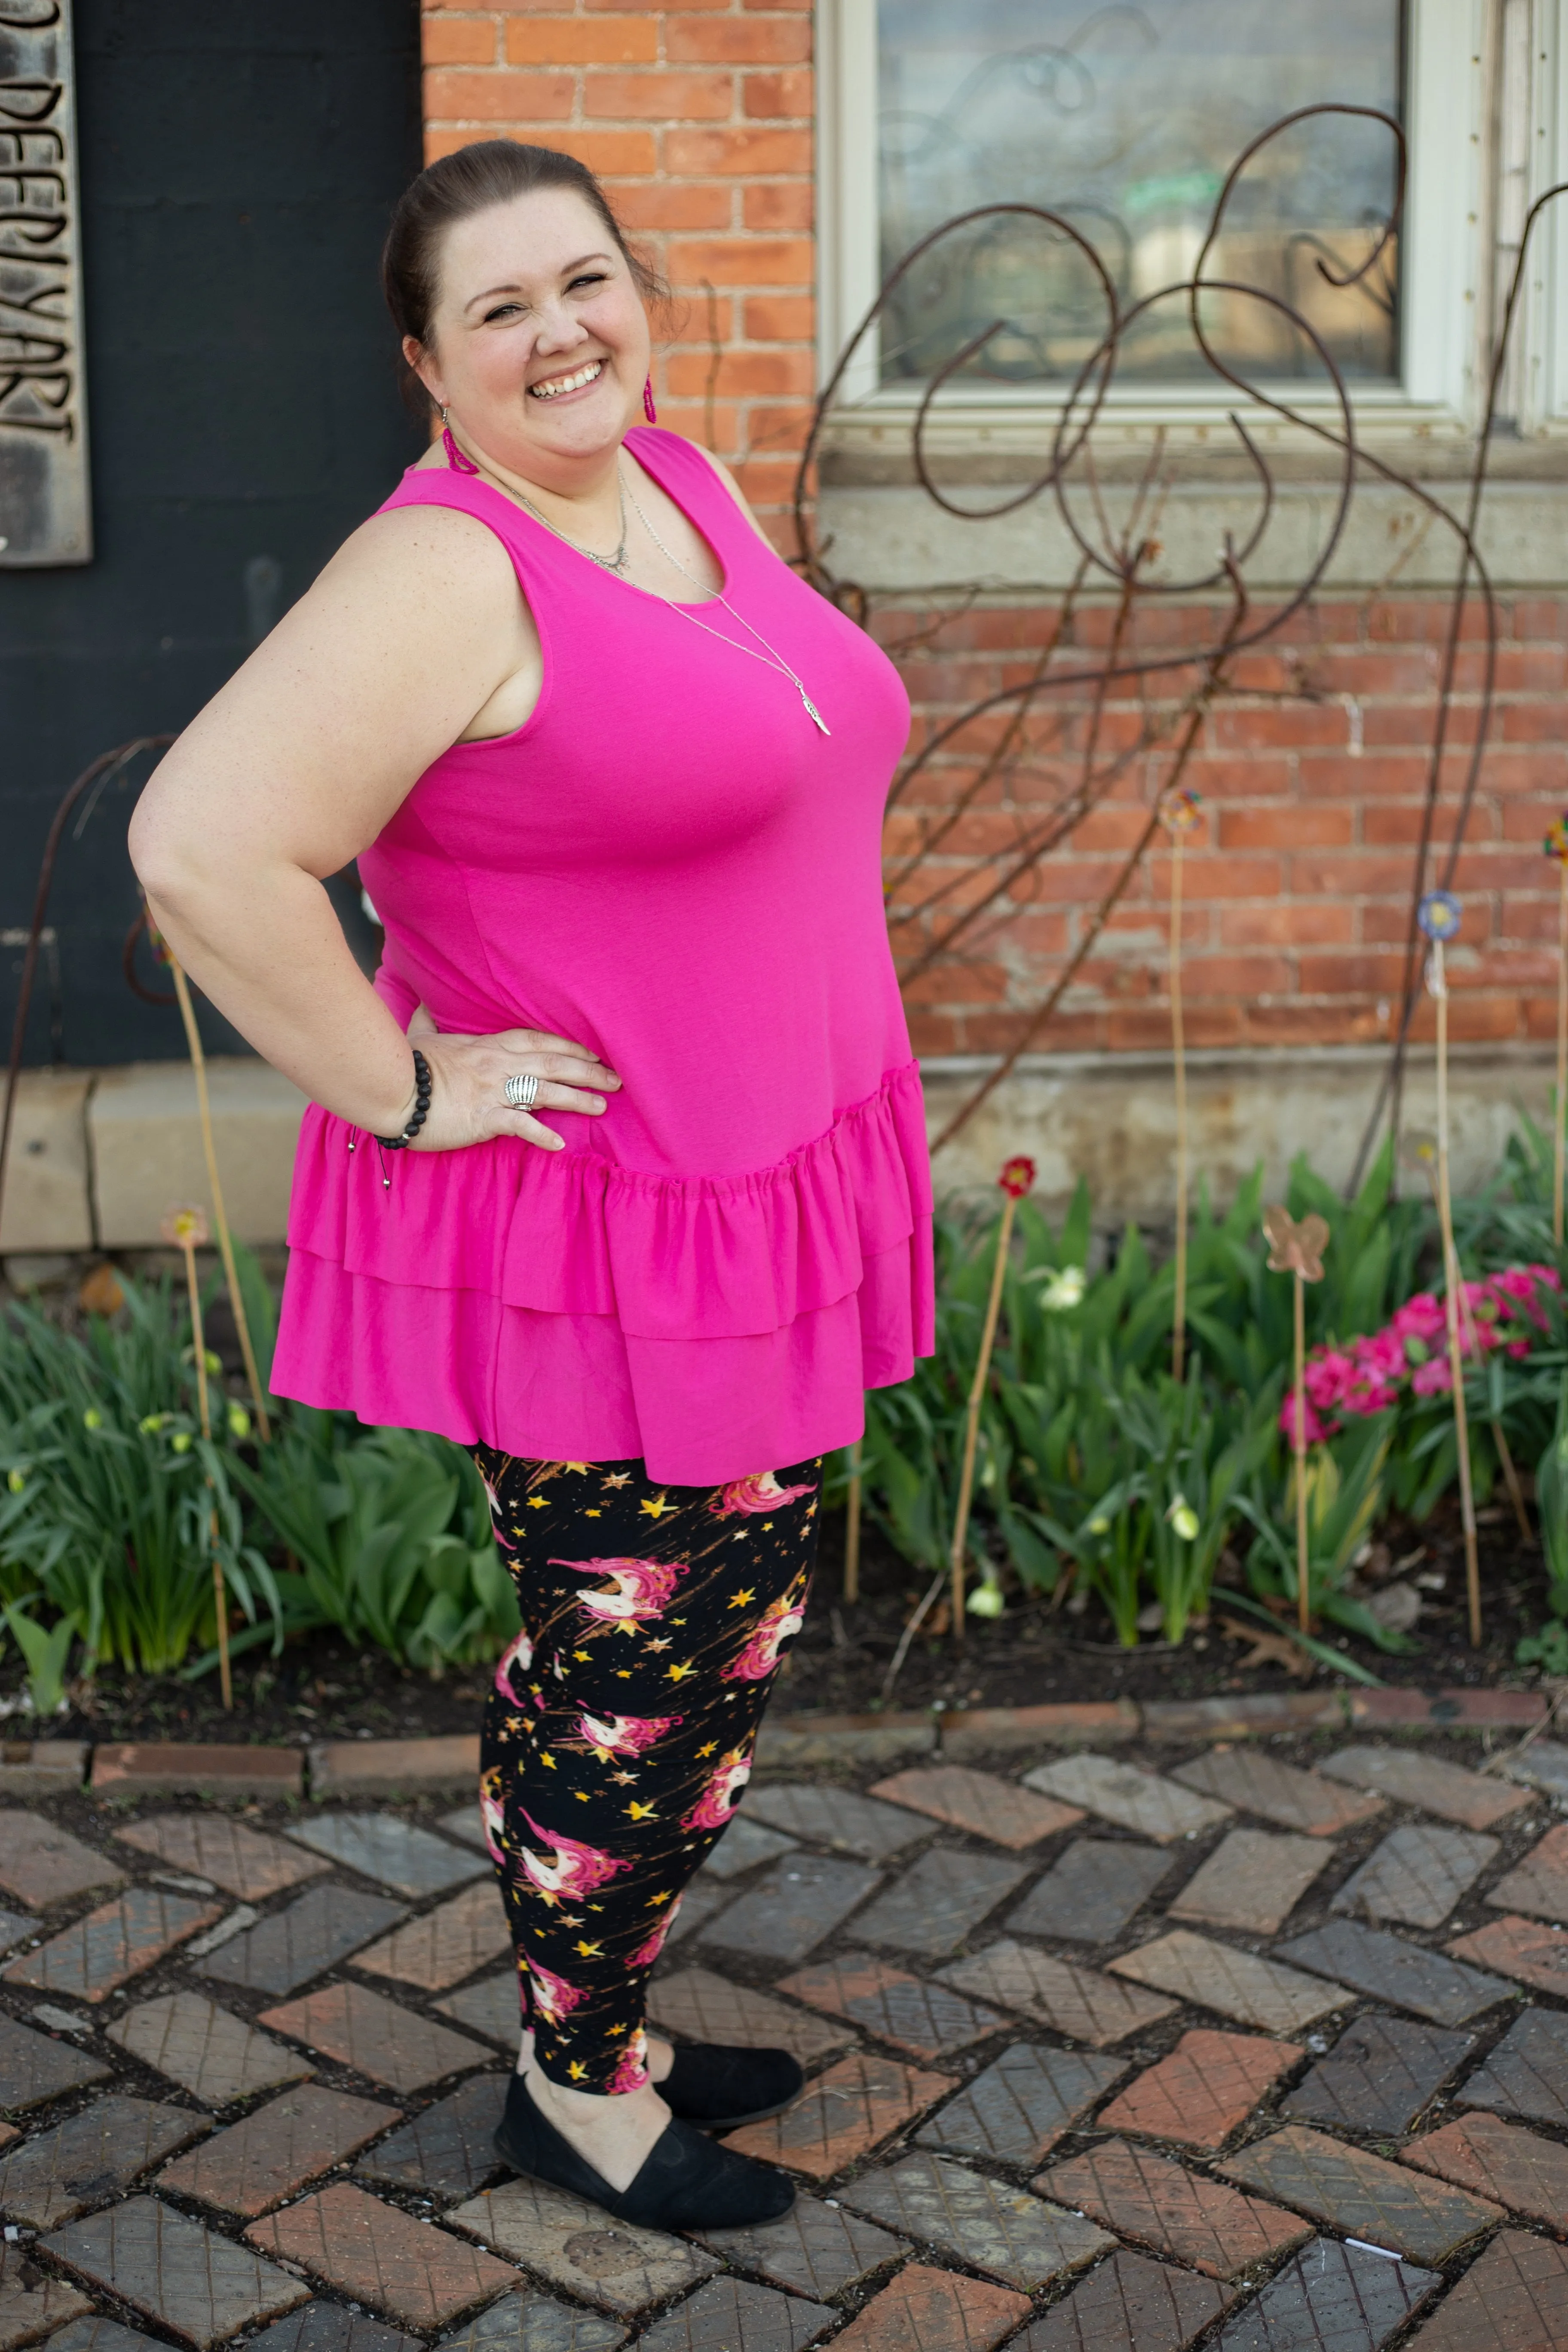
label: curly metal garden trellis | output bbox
[792,105,1568,1184]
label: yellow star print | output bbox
[575,1940,603,1957]
[697,1741,718,1758]
[568,2060,588,2080]
[647,1890,671,1905]
[640,1494,673,1519]
[539,1752,556,1769]
[626,1800,657,1820]
[666,1662,695,1682]
[584,1509,602,1517]
[564,1463,590,1473]
[645,1638,671,1654]
[526,1496,547,1510]
[604,1472,632,1488]
[728,1588,756,1608]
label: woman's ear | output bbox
[404,334,442,408]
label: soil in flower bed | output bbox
[0,1490,1549,1745]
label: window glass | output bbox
[877,0,1403,389]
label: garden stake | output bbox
[1263,1205,1329,1633]
[162,1203,232,1708]
[1548,815,1568,1245]
[1421,890,1482,1646]
[163,943,272,1442]
[1164,786,1202,1379]
[844,1442,862,1604]
[949,1156,1035,1641]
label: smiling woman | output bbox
[126,139,932,2234]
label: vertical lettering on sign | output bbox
[0,0,89,566]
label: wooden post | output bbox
[1429,930,1483,1647]
[1292,1270,1309,1633]
[163,1204,231,1709]
[949,1157,1035,1640]
[1164,788,1200,1381]
[1263,1205,1330,1638]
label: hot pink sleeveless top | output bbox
[270,428,934,1483]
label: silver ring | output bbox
[504,1072,539,1111]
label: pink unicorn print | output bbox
[682,1749,752,1831]
[477,1467,517,1550]
[515,1812,629,1904]
[554,1556,683,1633]
[478,1777,508,1866]
[627,1899,682,1968]
[607,2030,650,2095]
[708,1470,815,1518]
[526,1958,585,2027]
[577,1710,682,1762]
[493,1625,535,1703]
[723,1579,807,1682]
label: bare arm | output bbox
[130,505,617,1150]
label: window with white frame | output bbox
[819,0,1559,432]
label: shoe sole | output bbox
[686,2092,799,2130]
[490,2123,796,2222]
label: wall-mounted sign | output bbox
[0,0,89,566]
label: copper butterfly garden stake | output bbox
[1264,1204,1329,1633]
[949,1156,1036,1641]
[1547,813,1568,1246]
[161,1202,231,1709]
[1419,890,1482,1645]
[1164,786,1202,1379]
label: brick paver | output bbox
[1458,2006,1568,2127]
[283,1815,486,1899]
[247,2305,424,2352]
[1449,1911,1568,1995]
[853,1847,1028,1960]
[1277,1919,1512,2024]
[1500,1735,1568,1801]
[351,1880,511,1992]
[444,2177,717,2316]
[1219,2125,1504,2264]
[1215,2238,1439,2352]
[1035,2139,1311,2279]
[824,2263,1029,2352]
[842,2153,1113,2291]
[646,1967,851,2066]
[435,1972,523,2051]
[0,1816,121,1909]
[90,1745,303,1800]
[868,1767,1084,1850]
[704,1856,882,1964]
[107,1991,313,2104]
[1404,2228,1568,2352]
[248,2182,516,2331]
[701,1817,797,1880]
[697,2194,906,2301]
[938,1939,1177,2046]
[0,2094,208,2227]
[723,2050,950,2178]
[0,2240,92,2348]
[1006,1840,1172,1945]
[43,2192,310,2348]
[1173,1749,1382,1837]
[1332,1823,1500,1929]
[433,2293,622,2352]
[915,2043,1128,2165]
[202,1886,408,1998]
[0,1915,27,1958]
[1020,2246,1235,2352]
[1097,2028,1299,2150]
[776,1952,1003,2060]
[114,1815,327,1900]
[159,2084,398,2219]
[259,1982,491,2094]
[308,1736,478,1801]
[1485,1820,1568,1921]
[744,1784,932,1861]
[3,1889,220,2002]
[1403,2109,1568,2227]
[44,2319,172,2352]
[1108,1929,1348,2032]
[1023,1756,1232,1844]
[1321,1745,1533,1829]
[633,2275,833,2352]
[1282,2015,1473,2136]
[0,2012,110,2110]
[1168,1828,1334,1935]
[356,2073,505,2204]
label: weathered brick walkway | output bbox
[2,1699,1567,2349]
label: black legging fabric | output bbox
[469,1447,821,2093]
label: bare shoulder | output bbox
[683,439,775,548]
[317,498,520,614]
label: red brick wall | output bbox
[421,1,814,526]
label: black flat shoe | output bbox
[494,2071,796,2231]
[659,2043,803,2129]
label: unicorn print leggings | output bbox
[469,1447,821,2093]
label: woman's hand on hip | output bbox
[404,1015,620,1153]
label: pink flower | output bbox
[1392,1293,1446,1345]
[1412,1354,1453,1396]
[1305,1349,1357,1412]
[1357,1327,1407,1384]
[1278,1393,1333,1444]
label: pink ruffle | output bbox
[271,1062,934,1485]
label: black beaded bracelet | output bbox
[375,1047,433,1150]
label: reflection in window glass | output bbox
[877,0,1403,389]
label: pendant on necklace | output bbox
[799,687,831,736]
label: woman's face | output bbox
[410,186,651,477]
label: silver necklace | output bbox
[511,471,631,576]
[621,469,830,736]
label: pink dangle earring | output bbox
[642,375,657,423]
[440,403,479,475]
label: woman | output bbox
[130,141,933,2230]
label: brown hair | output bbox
[381,141,668,407]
